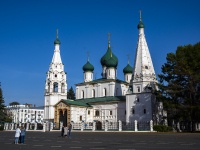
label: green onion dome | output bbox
[100,46,118,68]
[137,20,144,29]
[54,37,61,45]
[82,60,94,72]
[105,54,118,68]
[123,63,133,74]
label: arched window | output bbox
[80,115,82,121]
[61,83,65,93]
[144,109,146,114]
[103,88,107,97]
[137,86,140,93]
[109,110,112,115]
[81,90,84,99]
[95,110,100,116]
[53,82,58,92]
[47,82,50,92]
[132,108,135,114]
[92,89,95,97]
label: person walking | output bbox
[20,126,26,144]
[14,126,21,144]
[68,124,72,138]
[61,126,64,137]
[64,126,68,137]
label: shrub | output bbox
[0,125,4,131]
[153,125,172,132]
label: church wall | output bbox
[126,92,153,122]
[117,102,126,122]
[76,81,129,99]
[70,106,87,122]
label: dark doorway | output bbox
[96,121,102,130]
[63,110,67,127]
[59,110,68,127]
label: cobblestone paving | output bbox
[0,131,200,150]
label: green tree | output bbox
[0,83,12,124]
[67,86,75,100]
[9,101,20,106]
[0,82,6,123]
[157,42,200,131]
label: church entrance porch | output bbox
[59,110,67,127]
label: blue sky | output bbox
[0,0,200,106]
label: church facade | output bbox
[44,14,166,127]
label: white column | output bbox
[118,120,122,131]
[134,120,138,131]
[34,123,37,130]
[150,120,153,132]
[43,123,46,132]
[50,122,53,131]
[105,121,108,131]
[92,121,96,131]
[81,122,84,131]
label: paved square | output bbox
[0,131,200,150]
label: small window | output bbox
[81,90,84,99]
[95,110,100,116]
[132,108,135,114]
[145,66,148,69]
[92,89,95,97]
[144,109,146,114]
[109,111,112,115]
[103,88,107,97]
[55,74,57,78]
[137,86,140,92]
[53,82,58,92]
[88,110,90,115]
[80,115,82,121]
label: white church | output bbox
[44,14,166,128]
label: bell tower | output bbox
[126,12,157,122]
[44,30,67,122]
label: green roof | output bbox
[80,96,126,104]
[56,96,126,107]
[58,99,91,107]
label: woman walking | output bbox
[14,126,21,144]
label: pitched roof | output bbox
[55,96,126,107]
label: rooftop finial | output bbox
[87,51,90,61]
[56,29,59,39]
[108,32,111,48]
[139,10,142,21]
[127,54,130,64]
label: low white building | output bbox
[5,105,44,124]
